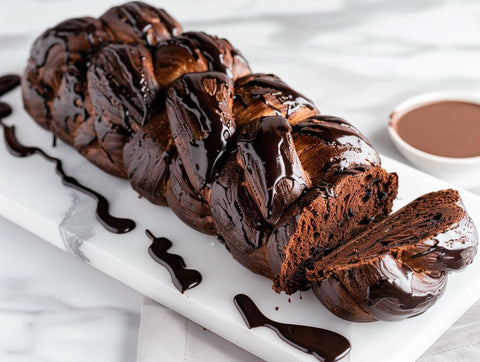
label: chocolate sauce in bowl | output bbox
[391,101,480,158]
[146,230,202,293]
[234,294,351,361]
[0,74,135,234]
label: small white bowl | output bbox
[389,91,480,175]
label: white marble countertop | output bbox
[0,215,142,362]
[2,0,480,361]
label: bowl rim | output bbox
[389,91,480,164]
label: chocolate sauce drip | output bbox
[0,102,11,118]
[167,71,234,188]
[1,123,135,233]
[186,32,230,74]
[237,116,309,221]
[234,294,350,361]
[157,9,181,37]
[0,74,135,233]
[367,274,434,312]
[0,75,21,97]
[0,74,135,234]
[293,115,366,144]
[146,230,202,293]
[239,75,315,116]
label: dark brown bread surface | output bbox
[21,2,478,323]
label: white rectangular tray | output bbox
[2,85,480,362]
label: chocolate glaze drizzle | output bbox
[0,75,21,97]
[234,294,351,362]
[237,116,308,220]
[0,102,12,118]
[168,71,234,188]
[146,229,202,293]
[237,74,315,117]
[0,74,135,234]
[293,115,368,144]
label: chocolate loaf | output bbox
[21,2,478,322]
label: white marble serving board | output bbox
[1,86,480,362]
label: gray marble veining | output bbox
[59,193,96,262]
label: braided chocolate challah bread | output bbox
[22,2,477,322]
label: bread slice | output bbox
[307,189,478,321]
[270,167,398,293]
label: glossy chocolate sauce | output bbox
[187,32,230,74]
[247,76,315,116]
[293,115,366,144]
[168,71,234,187]
[237,116,308,220]
[234,74,315,118]
[0,75,21,97]
[0,74,135,234]
[392,101,480,158]
[367,256,439,310]
[234,294,351,362]
[146,230,202,293]
[0,102,12,118]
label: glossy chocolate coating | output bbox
[100,1,182,46]
[153,35,209,88]
[74,115,127,178]
[233,73,317,127]
[87,44,159,174]
[210,155,273,277]
[166,154,216,234]
[167,71,235,190]
[154,31,250,89]
[22,17,110,137]
[237,116,310,223]
[400,214,478,272]
[123,112,175,205]
[312,254,447,322]
[183,32,251,80]
[292,115,380,184]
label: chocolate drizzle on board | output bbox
[0,74,135,234]
[0,102,12,118]
[0,75,21,97]
[234,294,351,362]
[146,230,202,293]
